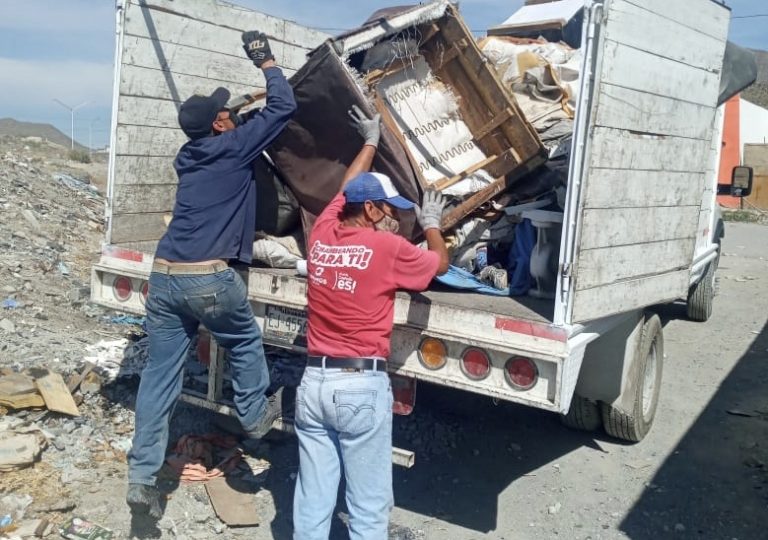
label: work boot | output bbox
[245,387,284,440]
[126,483,163,519]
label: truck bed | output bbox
[246,267,554,324]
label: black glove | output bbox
[242,31,274,68]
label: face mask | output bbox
[374,214,400,234]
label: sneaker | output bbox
[244,387,284,440]
[126,483,163,519]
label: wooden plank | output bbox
[474,108,514,141]
[127,0,328,49]
[120,64,266,104]
[595,84,715,140]
[113,184,178,214]
[620,0,729,43]
[600,40,720,107]
[115,125,187,158]
[744,144,768,210]
[575,239,695,290]
[118,95,181,128]
[124,3,315,72]
[114,155,178,185]
[606,0,726,71]
[580,206,701,250]
[582,169,706,209]
[111,213,169,244]
[571,269,689,323]
[373,93,429,190]
[35,371,80,417]
[433,154,499,191]
[588,127,710,172]
[122,35,275,88]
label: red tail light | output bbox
[505,357,538,390]
[113,276,133,302]
[461,347,491,380]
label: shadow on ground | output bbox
[620,317,768,538]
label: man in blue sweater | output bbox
[126,31,296,518]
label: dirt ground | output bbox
[1,137,766,539]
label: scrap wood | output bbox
[165,434,242,483]
[205,476,260,526]
[34,370,80,416]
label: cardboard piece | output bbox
[35,370,80,416]
[205,477,260,526]
[0,372,46,410]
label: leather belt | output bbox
[151,261,229,275]
[306,356,387,372]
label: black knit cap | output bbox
[178,87,231,140]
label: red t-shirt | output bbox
[306,193,440,358]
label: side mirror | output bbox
[717,166,753,197]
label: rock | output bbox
[547,502,562,515]
[0,319,16,333]
[675,523,686,532]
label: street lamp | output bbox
[53,99,88,151]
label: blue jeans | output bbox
[293,365,393,540]
[128,268,269,486]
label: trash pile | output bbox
[255,1,583,301]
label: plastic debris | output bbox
[1,298,19,309]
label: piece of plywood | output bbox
[589,127,710,172]
[110,213,169,244]
[113,155,178,184]
[112,184,178,214]
[579,206,700,250]
[605,0,726,71]
[599,40,720,108]
[119,64,265,106]
[126,0,328,49]
[571,270,690,323]
[205,476,260,526]
[575,238,695,290]
[582,169,706,209]
[744,144,768,210]
[620,0,729,43]
[35,371,80,417]
[595,85,714,140]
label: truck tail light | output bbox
[418,337,447,370]
[505,357,538,390]
[461,347,490,380]
[113,276,133,302]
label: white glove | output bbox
[414,189,446,230]
[348,104,381,147]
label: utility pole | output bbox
[53,99,88,151]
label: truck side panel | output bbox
[565,0,729,323]
[108,0,327,252]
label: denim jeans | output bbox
[293,365,393,540]
[128,268,269,486]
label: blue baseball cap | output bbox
[178,87,231,140]
[343,172,415,210]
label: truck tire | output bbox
[601,314,663,442]
[686,260,715,322]
[560,394,602,432]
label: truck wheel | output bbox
[560,394,602,432]
[686,260,715,322]
[601,314,663,442]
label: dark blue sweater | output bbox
[155,67,296,264]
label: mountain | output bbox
[742,49,768,110]
[0,118,89,152]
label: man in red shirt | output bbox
[292,106,449,540]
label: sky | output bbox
[0,0,765,149]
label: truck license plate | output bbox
[263,305,308,347]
